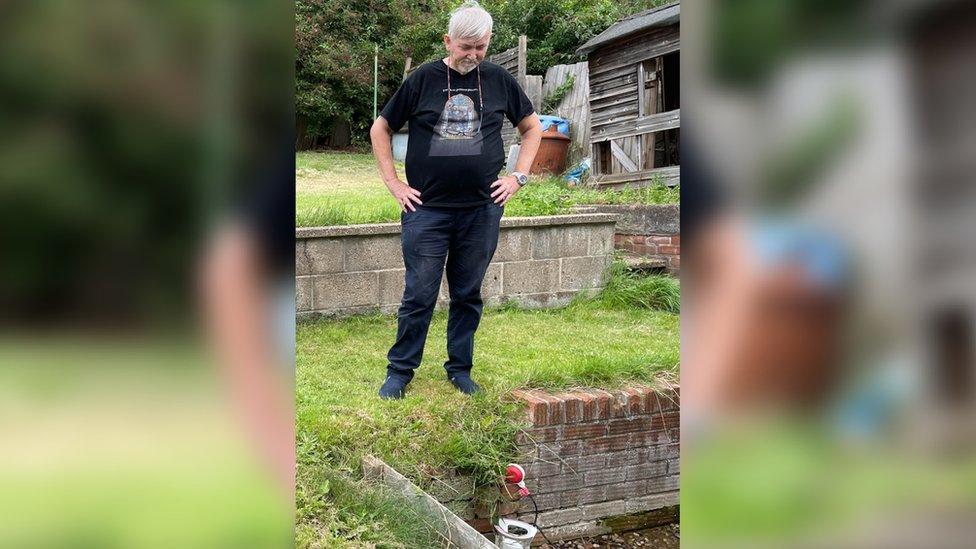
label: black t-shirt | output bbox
[380,59,535,207]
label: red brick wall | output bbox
[464,386,680,542]
[614,234,681,274]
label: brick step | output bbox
[619,252,668,275]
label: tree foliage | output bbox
[296,0,670,146]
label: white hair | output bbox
[448,1,493,40]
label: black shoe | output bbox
[449,374,481,395]
[379,375,408,400]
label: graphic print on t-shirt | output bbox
[429,90,483,157]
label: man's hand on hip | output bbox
[385,179,423,212]
[490,175,520,205]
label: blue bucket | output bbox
[537,115,570,137]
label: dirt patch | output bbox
[541,524,679,549]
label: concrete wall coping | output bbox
[295,213,620,239]
[571,204,679,235]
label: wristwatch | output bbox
[511,172,528,187]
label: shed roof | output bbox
[576,2,680,56]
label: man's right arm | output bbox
[370,116,422,212]
[369,116,400,186]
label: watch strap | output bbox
[511,172,528,186]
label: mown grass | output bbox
[296,152,403,226]
[296,151,679,226]
[296,269,679,548]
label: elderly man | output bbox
[370,0,542,399]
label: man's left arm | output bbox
[490,113,542,204]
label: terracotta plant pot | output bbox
[529,125,571,175]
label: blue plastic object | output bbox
[564,157,591,185]
[537,115,570,137]
[750,218,849,290]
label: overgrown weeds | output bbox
[598,259,681,313]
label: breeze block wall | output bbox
[455,386,680,542]
[295,214,619,318]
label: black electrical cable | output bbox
[527,493,555,547]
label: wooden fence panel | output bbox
[542,61,590,164]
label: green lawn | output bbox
[296,150,681,547]
[296,151,679,227]
[682,420,976,547]
[296,279,679,547]
[0,339,287,548]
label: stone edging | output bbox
[362,455,496,549]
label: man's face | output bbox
[444,32,491,74]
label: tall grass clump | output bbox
[599,260,680,313]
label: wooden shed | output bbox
[576,2,680,187]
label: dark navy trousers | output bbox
[387,202,503,381]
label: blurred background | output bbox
[681,0,976,547]
[1,1,294,546]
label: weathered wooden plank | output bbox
[590,26,679,67]
[592,118,639,135]
[591,166,680,188]
[591,90,640,111]
[404,57,424,80]
[590,32,679,78]
[591,37,679,71]
[589,84,638,104]
[591,40,680,77]
[637,62,646,117]
[592,96,640,113]
[590,68,637,94]
[591,104,640,126]
[590,71,636,92]
[498,60,518,75]
[637,133,645,170]
[589,29,672,67]
[490,38,527,83]
[589,64,639,87]
[362,455,497,549]
[591,105,638,120]
[639,109,680,133]
[402,57,413,82]
[517,34,527,89]
[592,115,640,134]
[610,140,638,172]
[625,135,640,174]
[525,74,543,112]
[590,79,640,102]
[491,48,517,65]
[592,109,680,143]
